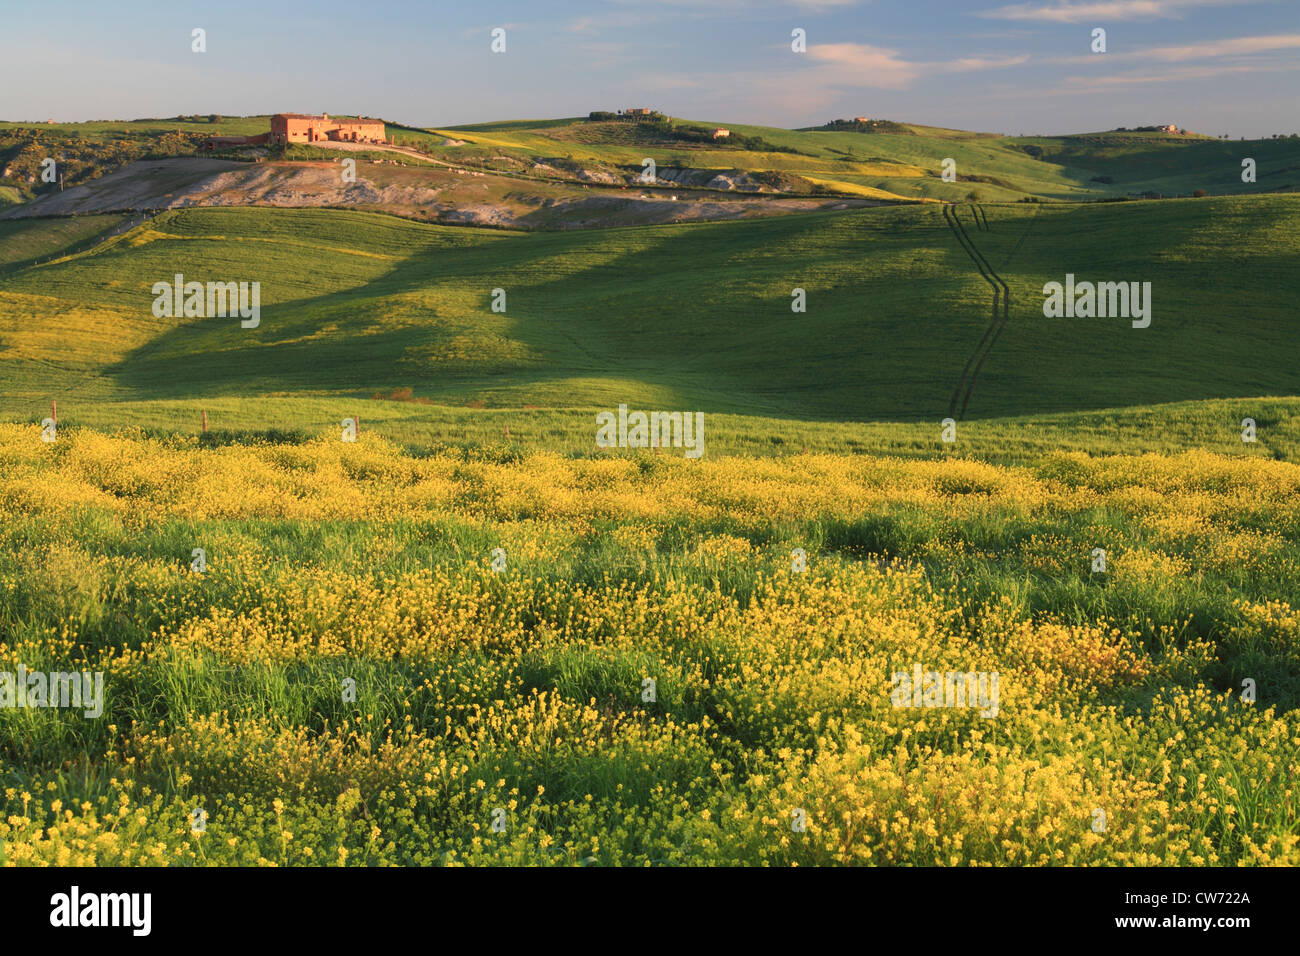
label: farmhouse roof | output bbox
[274,113,382,122]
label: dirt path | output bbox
[943,203,1009,420]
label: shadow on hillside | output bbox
[98,199,1300,423]
[104,206,969,419]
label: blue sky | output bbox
[3,0,1296,136]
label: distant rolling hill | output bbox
[430,116,1300,202]
[0,197,1295,439]
[3,115,1298,220]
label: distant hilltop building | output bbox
[854,116,870,123]
[624,108,654,116]
[1115,124,1191,136]
[269,113,386,145]
[202,113,389,151]
[711,128,730,139]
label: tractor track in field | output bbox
[943,203,1009,420]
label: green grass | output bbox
[4,398,1297,462]
[1,429,1297,865]
[0,214,126,271]
[1,198,1296,444]
[1015,132,1300,197]
[0,116,274,140]
[413,116,1300,202]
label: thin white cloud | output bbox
[979,0,1260,23]
[565,0,863,34]
[1145,33,1300,60]
[610,0,863,6]
[570,0,859,20]
[1053,32,1300,63]
[565,11,666,33]
[806,43,923,87]
[625,41,1029,121]
[1064,63,1261,85]
[806,43,1030,89]
[984,58,1295,99]
[948,53,1033,69]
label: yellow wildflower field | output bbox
[0,426,1296,865]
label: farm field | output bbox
[1,197,1298,427]
[1,120,1298,870]
[1,427,1298,865]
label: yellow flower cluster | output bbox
[0,427,1296,866]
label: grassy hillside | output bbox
[431,116,1300,202]
[0,116,272,139]
[0,214,126,271]
[0,197,1296,443]
[6,115,1296,212]
[1015,132,1300,198]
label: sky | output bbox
[2,0,1297,137]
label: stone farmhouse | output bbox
[202,114,388,150]
[269,114,386,145]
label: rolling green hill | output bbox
[0,213,126,271]
[5,114,1297,211]
[430,116,1300,202]
[0,196,1296,456]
